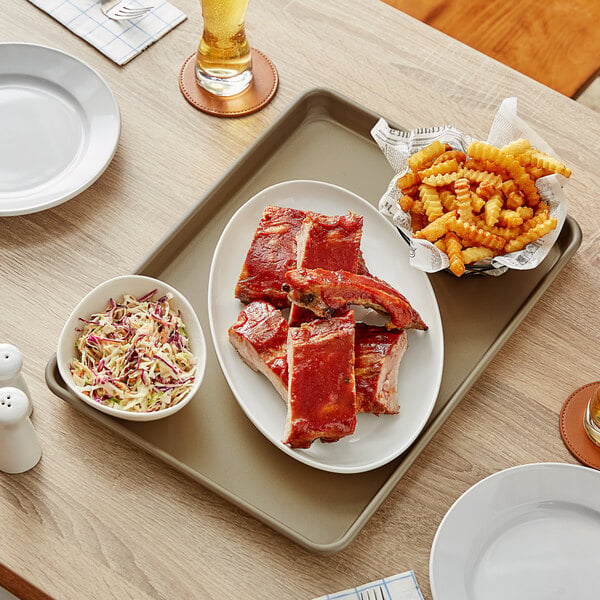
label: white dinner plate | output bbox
[0,43,120,216]
[208,180,443,473]
[430,463,600,600]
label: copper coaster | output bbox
[560,381,600,469]
[179,49,278,117]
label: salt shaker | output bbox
[0,387,42,473]
[0,343,32,416]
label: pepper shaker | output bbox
[0,387,42,473]
[0,343,32,416]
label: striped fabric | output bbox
[313,571,424,600]
[27,0,186,65]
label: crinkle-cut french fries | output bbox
[449,217,506,251]
[468,141,540,206]
[413,210,456,242]
[419,184,443,222]
[454,178,473,222]
[433,150,467,165]
[397,138,571,276]
[444,232,465,277]
[505,218,558,252]
[462,246,496,264]
[484,192,503,227]
[501,138,531,155]
[407,140,448,172]
[420,158,461,179]
[397,171,421,191]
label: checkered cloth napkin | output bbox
[27,0,186,65]
[313,571,424,600]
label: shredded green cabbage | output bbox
[70,289,197,412]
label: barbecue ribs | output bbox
[283,311,357,448]
[283,268,428,331]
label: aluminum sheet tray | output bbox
[46,88,582,553]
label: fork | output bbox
[360,587,386,600]
[100,0,154,20]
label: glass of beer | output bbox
[195,0,253,97]
[583,384,600,446]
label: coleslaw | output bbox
[70,289,197,412]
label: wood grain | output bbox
[2,1,600,599]
[382,0,600,97]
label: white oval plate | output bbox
[430,463,600,600]
[208,180,443,473]
[0,43,120,216]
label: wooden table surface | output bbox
[2,1,600,598]
[382,0,600,98]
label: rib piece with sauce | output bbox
[283,267,428,331]
[283,311,357,449]
[354,324,408,414]
[227,300,289,401]
[289,210,363,326]
[235,205,307,308]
